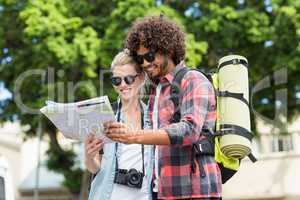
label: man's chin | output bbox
[147,75,159,83]
[146,71,159,80]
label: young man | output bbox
[104,15,222,200]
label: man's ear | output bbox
[168,51,176,64]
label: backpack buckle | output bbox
[199,143,203,152]
[232,59,239,65]
[193,139,214,156]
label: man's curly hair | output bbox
[125,15,186,65]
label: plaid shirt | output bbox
[148,64,222,199]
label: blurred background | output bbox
[0,0,300,199]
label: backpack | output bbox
[170,55,257,184]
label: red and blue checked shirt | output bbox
[148,64,222,199]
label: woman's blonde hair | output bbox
[110,49,142,73]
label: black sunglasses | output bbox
[133,50,156,65]
[110,74,139,86]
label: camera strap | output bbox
[114,100,145,176]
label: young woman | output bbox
[85,49,153,200]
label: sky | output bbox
[0,82,12,101]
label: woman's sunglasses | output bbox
[110,74,139,86]
[133,50,156,65]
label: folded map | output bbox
[40,96,115,142]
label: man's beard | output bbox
[147,56,169,81]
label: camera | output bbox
[114,168,144,189]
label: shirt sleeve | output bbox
[163,71,215,145]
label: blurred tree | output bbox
[168,0,300,132]
[0,0,300,194]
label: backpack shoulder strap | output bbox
[170,67,212,123]
[171,68,218,175]
[170,67,190,123]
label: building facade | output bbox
[0,122,73,200]
[223,118,300,200]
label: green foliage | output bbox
[46,147,76,173]
[185,34,208,67]
[63,167,83,193]
[20,0,101,69]
[46,134,83,193]
[46,146,83,193]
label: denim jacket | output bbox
[88,102,154,200]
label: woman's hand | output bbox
[84,134,103,173]
[85,134,103,160]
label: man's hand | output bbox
[103,121,137,144]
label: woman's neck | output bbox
[121,98,140,113]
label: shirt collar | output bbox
[159,61,186,84]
